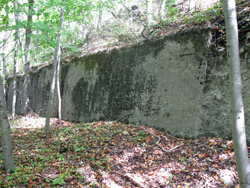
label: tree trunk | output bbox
[34,3,40,64]
[12,0,21,127]
[2,30,8,97]
[57,52,62,125]
[189,0,195,12]
[0,77,15,173]
[22,0,34,115]
[96,0,102,31]
[12,39,17,127]
[45,0,65,134]
[35,29,40,63]
[146,0,153,26]
[159,0,166,22]
[16,2,25,66]
[223,0,250,187]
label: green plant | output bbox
[170,174,174,180]
[90,182,96,187]
[53,176,65,185]
[136,131,147,140]
[58,156,65,161]
[90,157,95,161]
[74,145,86,152]
[139,131,146,136]
[181,157,187,165]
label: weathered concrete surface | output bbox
[6,28,250,142]
[59,30,209,139]
[198,38,250,142]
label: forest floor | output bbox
[0,112,242,187]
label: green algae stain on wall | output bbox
[72,77,89,119]
[70,51,113,122]
[72,52,112,73]
[60,65,70,95]
[105,45,159,120]
[69,43,161,122]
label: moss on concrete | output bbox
[173,28,211,52]
[72,77,89,118]
[60,64,69,94]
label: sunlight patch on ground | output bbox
[8,113,59,129]
[76,165,100,187]
[100,170,123,188]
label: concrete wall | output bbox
[198,37,250,141]
[6,28,250,141]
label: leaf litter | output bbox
[0,113,242,187]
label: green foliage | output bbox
[181,157,187,165]
[135,131,147,141]
[52,176,65,185]
[2,0,100,71]
[74,145,86,152]
[165,0,177,17]
[139,131,146,137]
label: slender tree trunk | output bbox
[0,77,15,173]
[17,25,25,66]
[159,0,166,22]
[35,29,40,63]
[2,30,8,97]
[189,0,193,12]
[57,54,61,125]
[146,0,153,26]
[45,0,65,134]
[34,4,40,64]
[96,0,102,31]
[12,41,17,127]
[22,0,34,115]
[223,0,250,187]
[12,0,21,127]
